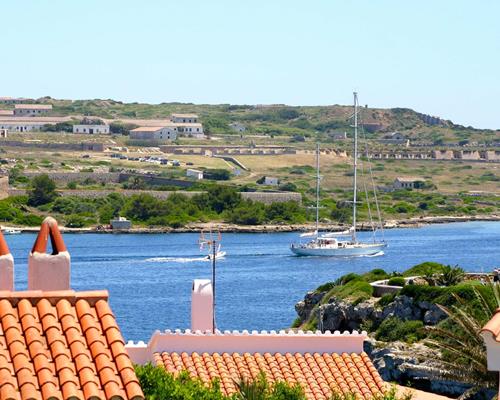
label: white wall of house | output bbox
[130,127,177,141]
[0,122,45,132]
[264,176,279,186]
[13,105,52,116]
[171,114,198,123]
[73,124,110,134]
[186,169,204,180]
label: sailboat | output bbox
[290,92,386,257]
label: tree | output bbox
[415,282,500,399]
[28,174,58,206]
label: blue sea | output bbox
[4,221,500,341]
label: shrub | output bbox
[375,317,425,343]
[387,277,406,287]
[378,293,397,307]
[363,269,390,282]
[403,262,447,277]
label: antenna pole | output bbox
[352,92,358,242]
[316,142,320,236]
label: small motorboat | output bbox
[205,250,227,261]
[3,228,21,235]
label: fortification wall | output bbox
[0,176,8,200]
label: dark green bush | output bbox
[387,277,406,287]
[375,317,425,343]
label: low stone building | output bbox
[73,124,110,134]
[170,113,198,123]
[186,168,204,180]
[13,103,52,116]
[393,176,425,189]
[130,126,177,141]
[264,176,279,186]
[110,216,132,230]
[0,119,47,132]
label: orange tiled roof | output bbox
[0,290,144,400]
[154,351,385,400]
[482,307,500,342]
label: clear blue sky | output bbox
[2,0,499,129]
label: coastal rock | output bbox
[423,304,447,325]
[295,291,326,321]
[381,295,421,321]
[366,339,471,396]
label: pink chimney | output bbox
[28,217,70,291]
[191,279,213,332]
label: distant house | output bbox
[129,126,177,141]
[110,216,131,230]
[0,120,47,132]
[171,113,198,123]
[0,128,7,138]
[229,122,246,133]
[0,97,33,104]
[13,104,52,116]
[186,169,204,180]
[264,176,279,186]
[378,132,409,146]
[393,176,425,190]
[328,131,347,140]
[175,122,204,138]
[73,124,110,134]
[0,110,13,116]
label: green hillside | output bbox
[29,97,500,144]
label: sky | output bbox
[2,0,499,129]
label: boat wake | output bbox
[145,256,208,263]
[362,251,384,258]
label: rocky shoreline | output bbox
[2,214,499,233]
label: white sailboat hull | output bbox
[290,242,386,257]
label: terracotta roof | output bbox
[14,104,52,110]
[481,308,500,342]
[154,351,385,400]
[0,290,144,400]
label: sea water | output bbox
[5,221,500,340]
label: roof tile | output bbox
[155,351,385,400]
[0,291,143,400]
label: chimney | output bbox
[0,231,14,290]
[28,217,70,291]
[191,279,213,332]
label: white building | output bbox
[0,129,7,138]
[0,110,14,116]
[73,124,110,134]
[13,104,52,116]
[0,120,47,132]
[171,113,198,123]
[0,97,32,104]
[186,169,203,180]
[175,123,204,138]
[110,216,131,230]
[129,126,177,141]
[264,176,279,186]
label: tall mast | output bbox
[315,142,320,236]
[352,92,358,242]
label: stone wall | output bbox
[8,188,301,204]
[0,140,105,152]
